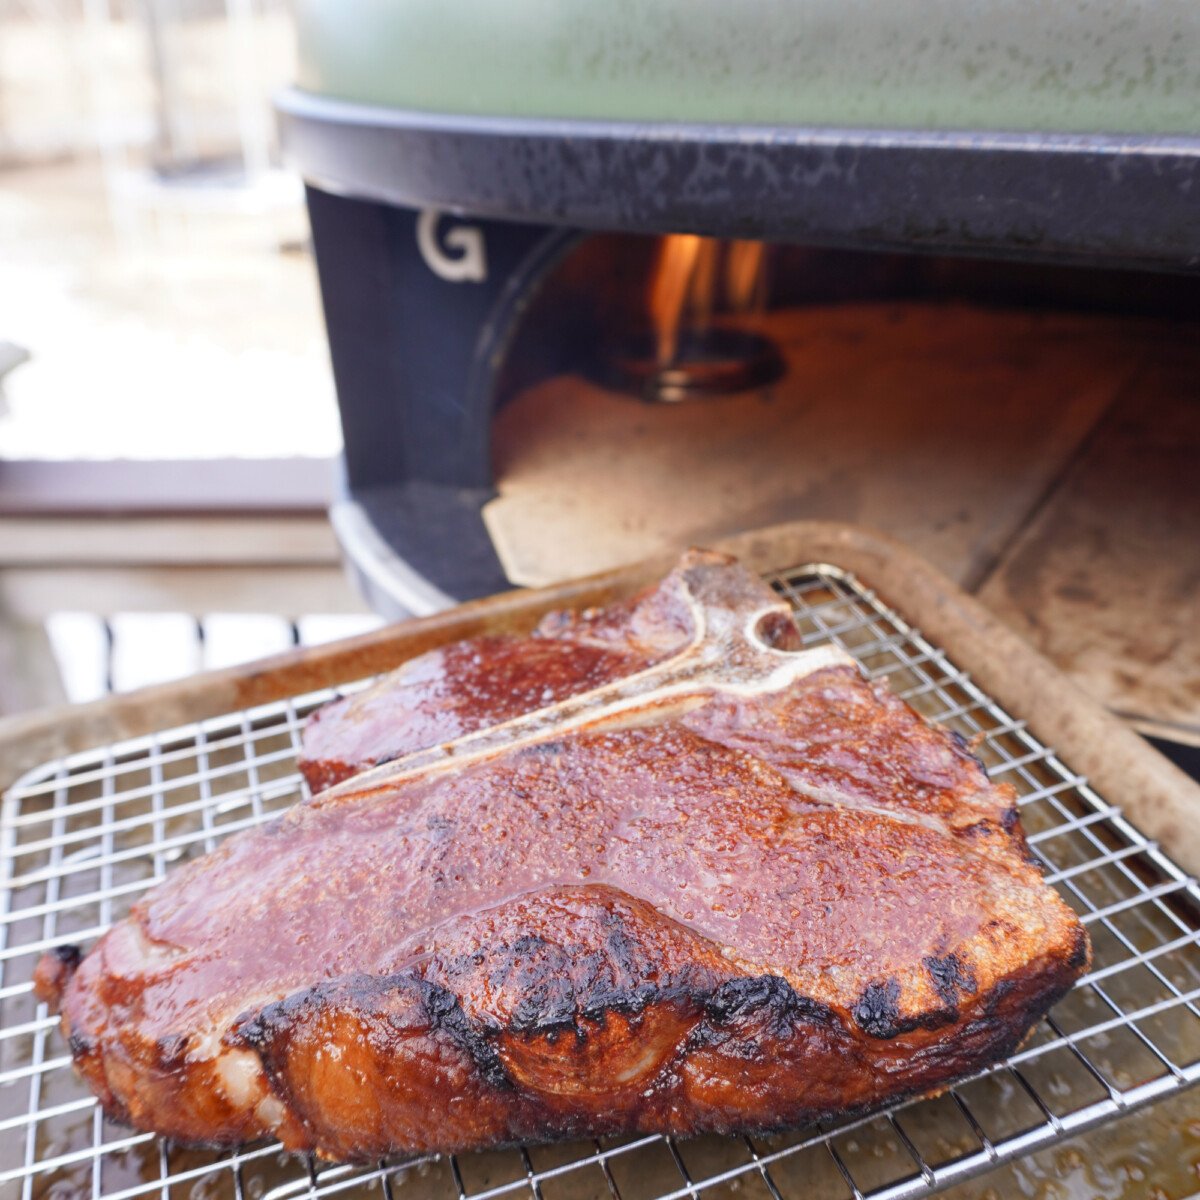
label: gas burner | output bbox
[603,327,785,403]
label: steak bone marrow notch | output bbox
[35,550,1090,1161]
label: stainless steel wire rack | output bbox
[3,564,1200,1200]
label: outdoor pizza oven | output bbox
[277,1,1200,619]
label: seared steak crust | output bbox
[298,575,699,794]
[36,552,1089,1159]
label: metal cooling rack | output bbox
[2,564,1199,1200]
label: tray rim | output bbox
[2,518,1198,874]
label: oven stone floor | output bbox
[488,304,1200,747]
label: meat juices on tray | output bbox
[35,550,1089,1161]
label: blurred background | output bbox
[0,0,377,710]
[0,0,337,459]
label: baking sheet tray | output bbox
[2,523,1199,1199]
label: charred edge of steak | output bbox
[1065,924,1090,972]
[32,944,82,1010]
[416,978,512,1089]
[67,1030,96,1057]
[852,977,960,1038]
[232,972,514,1092]
[703,974,835,1032]
[947,729,988,772]
[506,960,663,1040]
[853,978,911,1038]
[487,918,714,1041]
[510,975,707,1043]
[923,953,978,1012]
[505,970,839,1054]
[230,978,334,1051]
[131,950,1085,1159]
[712,988,1064,1145]
[154,1032,191,1070]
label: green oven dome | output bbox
[294,0,1200,135]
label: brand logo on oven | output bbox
[417,209,488,283]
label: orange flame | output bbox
[648,236,767,366]
[649,234,704,366]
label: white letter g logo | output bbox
[416,209,488,283]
